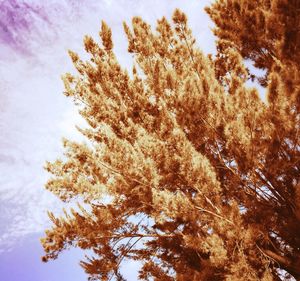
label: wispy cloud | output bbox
[0,0,97,56]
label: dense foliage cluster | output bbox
[41,1,300,280]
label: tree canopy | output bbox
[41,2,300,280]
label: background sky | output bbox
[0,1,216,280]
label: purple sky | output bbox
[0,0,215,280]
[0,234,86,281]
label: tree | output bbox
[206,0,300,87]
[41,4,300,281]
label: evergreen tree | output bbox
[41,4,300,281]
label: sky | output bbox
[0,1,217,280]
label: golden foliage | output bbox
[42,5,300,281]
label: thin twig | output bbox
[195,205,234,225]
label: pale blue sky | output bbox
[0,1,216,280]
